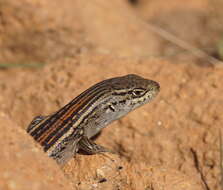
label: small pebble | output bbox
[98,178,107,183]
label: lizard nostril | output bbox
[156,82,160,90]
[152,81,160,91]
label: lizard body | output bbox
[27,74,160,165]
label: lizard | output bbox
[26,74,160,165]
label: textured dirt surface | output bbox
[0,112,73,190]
[1,0,223,190]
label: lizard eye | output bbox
[131,88,146,97]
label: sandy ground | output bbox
[0,0,223,190]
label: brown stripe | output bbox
[37,86,110,145]
[30,78,111,137]
[37,94,92,144]
[44,90,109,147]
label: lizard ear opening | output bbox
[108,104,115,112]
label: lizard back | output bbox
[27,78,112,152]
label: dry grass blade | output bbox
[145,23,222,65]
[190,148,210,190]
[0,63,46,69]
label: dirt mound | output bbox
[0,113,73,190]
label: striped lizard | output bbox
[27,74,160,165]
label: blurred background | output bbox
[1,0,223,66]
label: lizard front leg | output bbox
[78,136,115,155]
[49,128,84,165]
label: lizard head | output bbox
[110,74,160,110]
[98,74,160,118]
[81,74,160,137]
